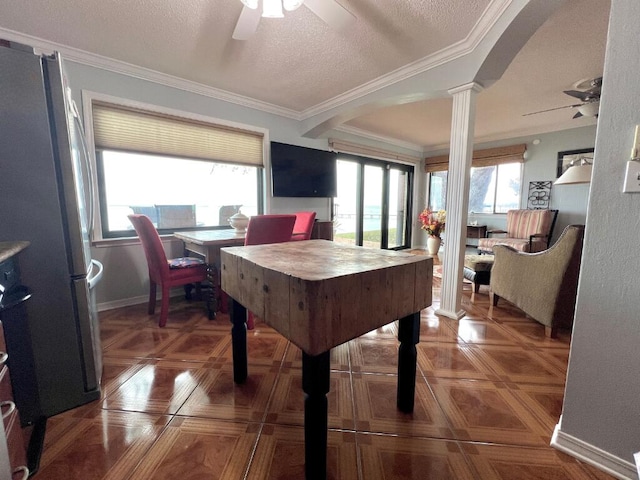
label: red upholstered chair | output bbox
[128,214,207,327]
[290,211,317,241]
[244,214,296,329]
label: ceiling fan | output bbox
[523,76,603,119]
[232,0,355,40]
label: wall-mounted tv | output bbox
[270,142,337,197]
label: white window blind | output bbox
[92,102,264,166]
[425,144,526,173]
[328,138,420,165]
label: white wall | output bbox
[552,1,640,478]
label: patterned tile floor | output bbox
[31,276,616,479]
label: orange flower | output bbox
[419,208,446,238]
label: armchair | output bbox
[489,224,585,338]
[478,209,558,254]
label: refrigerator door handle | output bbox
[71,99,96,240]
[88,259,104,289]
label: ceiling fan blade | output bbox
[304,0,355,31]
[232,5,261,40]
[563,89,597,102]
[522,103,584,117]
[573,111,584,119]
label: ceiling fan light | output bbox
[577,101,600,117]
[283,0,304,11]
[241,0,259,9]
[262,0,284,17]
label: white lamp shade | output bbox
[555,164,593,185]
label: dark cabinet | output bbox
[0,244,45,478]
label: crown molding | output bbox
[334,125,424,154]
[0,27,302,121]
[300,0,512,120]
[0,0,510,126]
[421,119,598,155]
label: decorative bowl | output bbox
[229,212,249,232]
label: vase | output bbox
[229,212,249,232]
[426,236,441,255]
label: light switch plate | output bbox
[633,125,640,159]
[623,160,640,193]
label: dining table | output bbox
[174,228,246,317]
[220,240,433,479]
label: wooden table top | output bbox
[221,240,433,355]
[174,229,246,246]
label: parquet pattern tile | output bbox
[30,273,617,479]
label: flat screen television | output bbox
[271,142,337,197]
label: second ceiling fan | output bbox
[232,0,355,40]
[523,76,603,119]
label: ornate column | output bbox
[435,82,482,320]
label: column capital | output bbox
[448,82,484,96]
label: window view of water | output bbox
[100,151,259,234]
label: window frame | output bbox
[427,161,524,214]
[335,153,414,250]
[81,91,270,242]
[94,149,265,238]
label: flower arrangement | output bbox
[419,208,446,238]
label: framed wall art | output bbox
[557,148,594,178]
[527,181,552,209]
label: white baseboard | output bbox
[97,290,185,312]
[551,422,638,480]
[434,307,466,320]
[97,295,147,312]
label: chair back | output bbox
[128,214,170,282]
[506,209,557,241]
[219,205,242,226]
[244,214,296,246]
[291,211,317,241]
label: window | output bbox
[334,156,414,250]
[87,98,265,238]
[97,150,262,237]
[425,144,526,214]
[427,162,522,214]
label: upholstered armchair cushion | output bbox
[478,209,558,254]
[489,224,585,337]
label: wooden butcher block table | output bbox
[220,240,432,480]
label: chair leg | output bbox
[159,284,170,327]
[184,283,193,300]
[544,326,558,338]
[247,311,255,330]
[491,292,500,307]
[148,281,157,314]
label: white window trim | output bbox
[81,90,271,242]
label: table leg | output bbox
[229,297,247,384]
[397,312,420,413]
[206,263,217,320]
[302,350,330,480]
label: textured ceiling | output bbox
[0,0,610,151]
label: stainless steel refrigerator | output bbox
[0,41,103,422]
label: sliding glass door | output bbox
[334,156,413,249]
